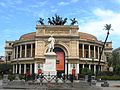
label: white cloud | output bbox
[58,2,69,6]
[115,0,120,3]
[58,0,79,6]
[0,2,7,8]
[37,1,47,7]
[51,9,58,13]
[18,7,32,13]
[93,8,117,20]
[79,8,120,41]
[0,0,23,8]
[14,0,23,4]
[71,0,79,3]
[29,4,39,8]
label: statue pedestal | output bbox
[43,52,57,75]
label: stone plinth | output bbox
[43,52,57,75]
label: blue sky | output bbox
[0,0,120,55]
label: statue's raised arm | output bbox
[47,35,55,52]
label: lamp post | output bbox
[97,24,112,75]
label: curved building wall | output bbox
[5,25,110,76]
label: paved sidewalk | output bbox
[1,80,120,90]
[96,81,120,90]
[0,80,102,90]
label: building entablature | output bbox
[36,25,79,36]
[13,39,35,46]
[79,40,103,47]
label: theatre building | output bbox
[5,24,112,75]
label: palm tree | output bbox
[97,24,112,75]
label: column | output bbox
[89,45,91,58]
[89,64,91,70]
[94,65,96,74]
[34,63,38,74]
[24,64,26,74]
[25,44,27,58]
[20,45,22,58]
[65,60,68,75]
[100,65,101,71]
[82,44,84,57]
[13,47,15,59]
[13,64,15,74]
[16,64,17,74]
[68,64,71,74]
[83,64,84,69]
[77,64,79,74]
[30,64,32,74]
[102,50,105,60]
[16,46,18,58]
[65,63,67,75]
[101,65,103,71]
[19,64,21,74]
[94,46,96,59]
[98,47,99,59]
[31,44,33,57]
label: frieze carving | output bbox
[36,25,79,36]
[45,29,69,35]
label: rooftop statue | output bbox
[48,14,67,25]
[48,18,54,25]
[47,35,55,52]
[37,14,78,25]
[62,18,67,25]
[38,17,44,25]
[70,18,78,25]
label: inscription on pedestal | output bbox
[43,52,57,75]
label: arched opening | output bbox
[54,47,65,77]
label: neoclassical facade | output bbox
[5,25,112,75]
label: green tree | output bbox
[108,52,120,74]
[0,63,12,74]
[81,67,93,75]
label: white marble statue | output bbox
[48,35,55,52]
